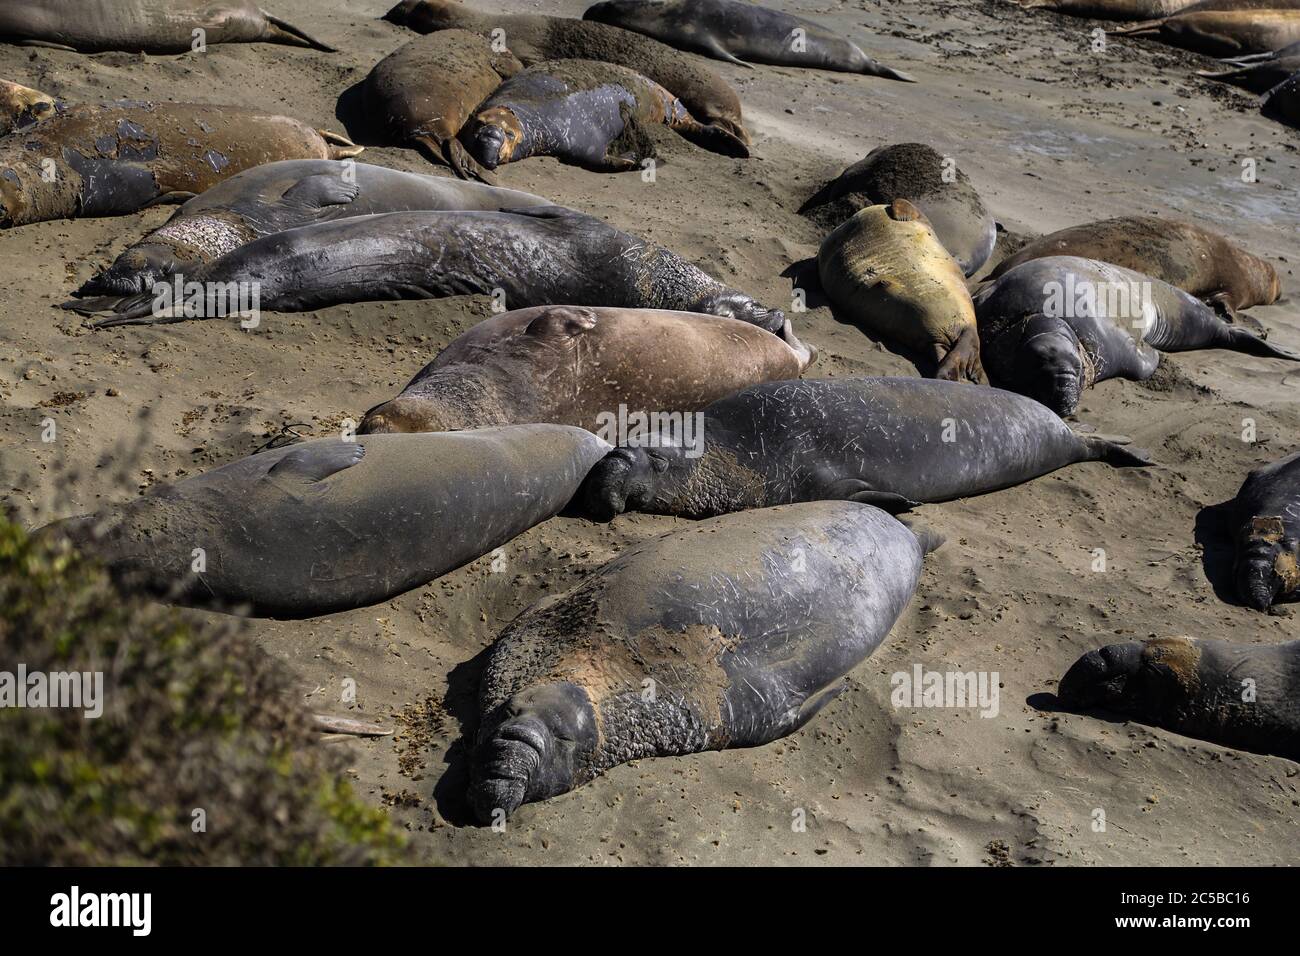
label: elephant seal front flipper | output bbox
[1058,636,1300,762]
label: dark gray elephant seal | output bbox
[80,206,786,332]
[0,0,333,53]
[39,426,610,619]
[463,59,747,173]
[65,160,547,308]
[973,257,1299,417]
[0,79,55,135]
[800,144,996,277]
[1058,636,1299,762]
[0,101,361,229]
[1263,71,1300,128]
[576,376,1151,521]
[583,0,914,79]
[1199,40,1300,92]
[1230,450,1300,611]
[469,501,936,822]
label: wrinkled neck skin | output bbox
[640,246,783,331]
[1014,315,1088,417]
[1235,515,1300,611]
[469,682,599,824]
[361,363,512,433]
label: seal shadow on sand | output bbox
[431,645,492,826]
[781,257,950,377]
[1193,498,1247,607]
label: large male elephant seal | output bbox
[66,160,548,306]
[0,79,55,135]
[463,59,747,173]
[1229,450,1300,611]
[359,306,814,434]
[82,206,786,331]
[1013,0,1202,19]
[383,0,749,145]
[469,501,935,822]
[973,257,1298,417]
[1199,40,1300,92]
[583,0,914,80]
[818,200,983,383]
[0,102,361,229]
[1113,2,1300,56]
[985,215,1280,313]
[39,427,610,619]
[799,143,996,278]
[363,30,522,182]
[1058,636,1299,762]
[576,377,1151,521]
[0,0,333,53]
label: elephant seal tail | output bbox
[1081,435,1154,468]
[898,517,945,556]
[1109,19,1162,38]
[862,59,916,82]
[1224,327,1300,362]
[677,121,750,158]
[320,129,365,159]
[263,12,338,52]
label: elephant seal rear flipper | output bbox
[263,11,337,51]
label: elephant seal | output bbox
[81,206,786,332]
[0,0,333,53]
[1113,3,1300,57]
[463,59,747,173]
[39,426,610,619]
[0,101,361,229]
[818,200,983,383]
[973,257,1299,417]
[1229,450,1300,611]
[383,0,749,145]
[1013,0,1201,19]
[985,215,1280,312]
[583,0,914,80]
[1199,40,1300,92]
[1263,70,1300,127]
[799,143,996,278]
[0,79,55,135]
[1058,636,1299,762]
[359,306,814,434]
[575,377,1151,521]
[364,30,522,182]
[469,501,935,822]
[66,160,548,306]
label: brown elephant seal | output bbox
[1229,449,1300,611]
[1263,70,1300,127]
[1013,0,1201,19]
[463,59,747,173]
[66,160,548,306]
[364,30,522,182]
[800,143,997,277]
[80,206,786,332]
[1113,2,1300,56]
[1199,40,1300,92]
[0,79,55,135]
[985,215,1280,313]
[469,501,936,822]
[1058,636,1299,762]
[575,377,1151,522]
[818,200,984,383]
[973,257,1298,417]
[383,0,749,145]
[0,101,361,229]
[39,426,610,619]
[584,0,914,79]
[0,0,333,53]
[359,305,814,434]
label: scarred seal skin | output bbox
[575,376,1152,522]
[973,257,1298,417]
[359,305,815,434]
[66,160,547,305]
[463,58,748,173]
[818,199,984,383]
[800,143,997,278]
[1199,39,1300,92]
[583,0,914,79]
[383,0,749,145]
[1230,450,1300,611]
[1112,2,1300,57]
[469,501,938,822]
[0,0,334,53]
[80,205,786,332]
[1013,0,1202,20]
[1058,635,1300,762]
[37,426,611,619]
[0,78,56,135]
[985,215,1280,312]
[364,29,523,181]
[0,101,361,228]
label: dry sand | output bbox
[2,0,1298,865]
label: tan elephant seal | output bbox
[1113,2,1300,56]
[359,306,814,434]
[1013,0,1201,19]
[0,79,55,135]
[818,199,983,382]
